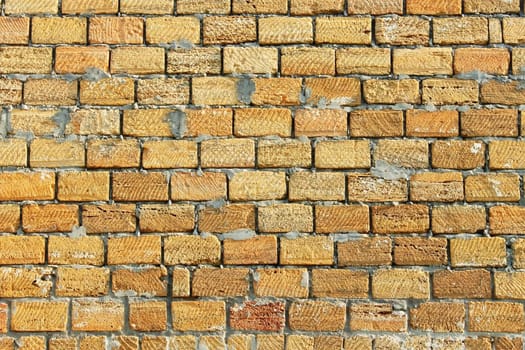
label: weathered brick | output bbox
[142,141,197,169]
[514,239,525,268]
[192,268,249,297]
[192,77,241,106]
[256,335,285,350]
[172,268,190,297]
[139,204,194,233]
[394,48,452,75]
[259,17,313,45]
[350,110,402,137]
[454,48,510,75]
[305,77,361,107]
[461,109,518,137]
[410,302,465,332]
[490,206,525,234]
[375,16,429,45]
[469,302,525,333]
[295,109,347,137]
[287,335,314,350]
[164,235,220,265]
[55,46,109,74]
[348,0,403,14]
[280,236,333,265]
[201,139,254,168]
[0,47,52,74]
[32,17,86,44]
[79,336,106,350]
[482,81,525,105]
[503,18,525,44]
[490,18,503,44]
[0,267,52,297]
[406,0,461,15]
[87,139,140,168]
[224,236,278,265]
[0,172,55,201]
[58,171,109,201]
[394,238,447,266]
[129,301,167,332]
[171,172,226,201]
[227,335,255,350]
[229,171,286,201]
[373,269,430,299]
[203,16,256,44]
[24,79,77,106]
[315,205,369,233]
[289,301,345,331]
[16,336,46,350]
[0,17,29,44]
[199,204,255,233]
[289,172,345,201]
[112,266,168,297]
[423,79,479,105]
[224,47,278,74]
[233,0,287,13]
[434,17,489,45]
[30,139,84,168]
[406,110,458,138]
[82,204,136,233]
[9,109,57,136]
[0,205,20,233]
[347,174,407,202]
[465,0,520,13]
[110,336,138,350]
[494,337,523,350]
[80,78,135,106]
[230,301,285,331]
[56,267,109,297]
[291,0,343,14]
[0,139,26,167]
[374,140,428,168]
[450,237,506,267]
[136,79,190,105]
[433,269,491,299]
[234,108,291,137]
[48,236,104,266]
[172,301,225,331]
[252,78,302,105]
[111,47,164,75]
[177,0,230,14]
[89,17,143,44]
[316,17,370,44]
[254,268,308,297]
[108,236,161,265]
[49,337,77,350]
[466,174,520,202]
[167,48,221,75]
[66,109,120,136]
[490,141,525,169]
[281,47,335,76]
[5,0,58,14]
[364,79,420,104]
[432,140,485,169]
[62,0,118,14]
[338,237,392,266]
[145,17,199,44]
[495,272,525,299]
[315,140,370,169]
[372,204,429,234]
[432,205,486,234]
[337,48,390,75]
[112,172,168,202]
[22,204,78,233]
[312,269,368,298]
[72,300,124,331]
[12,301,68,332]
[350,303,406,332]
[0,79,22,105]
[258,138,311,168]
[410,172,464,202]
[344,336,373,350]
[121,0,173,14]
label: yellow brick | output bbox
[454,48,510,75]
[316,205,369,233]
[252,78,302,106]
[167,48,221,74]
[254,268,308,297]
[315,140,370,169]
[490,18,503,44]
[24,79,77,106]
[372,269,430,299]
[0,205,20,233]
[364,79,420,104]
[56,267,109,297]
[30,139,84,168]
[22,204,78,233]
[87,139,140,168]
[289,172,345,201]
[111,47,164,74]
[375,16,429,45]
[256,335,285,350]
[72,300,124,332]
[258,138,311,168]
[465,0,520,13]
[0,79,22,104]
[201,139,255,168]
[513,240,525,268]
[495,272,525,299]
[511,48,525,75]
[351,110,403,138]
[55,46,109,74]
[490,206,525,234]
[466,173,520,202]
[224,47,278,74]
[112,266,168,297]
[0,139,26,167]
[143,140,197,169]
[234,108,291,137]
[372,204,429,234]
[48,236,104,266]
[89,17,143,44]
[0,17,30,44]
[232,0,288,13]
[432,140,485,170]
[281,47,335,75]
[434,17,489,45]
[164,235,221,265]
[432,205,486,234]
[305,77,360,107]
[11,301,68,332]
[259,17,313,45]
[171,172,226,201]
[49,337,77,350]
[146,17,200,44]
[139,204,194,233]
[344,336,373,350]
[123,109,172,137]
[79,336,106,350]
[111,336,138,350]
[316,17,370,44]
[112,172,168,202]
[287,335,314,350]
[481,80,525,105]
[393,48,452,75]
[203,16,256,44]
[0,47,52,74]
[5,0,58,14]
[469,302,525,333]
[62,0,118,14]
[82,204,136,233]
[289,301,345,331]
[281,236,334,265]
[291,0,343,14]
[168,335,196,350]
[32,17,86,44]
[406,110,459,138]
[258,204,313,233]
[172,301,225,331]
[185,108,232,137]
[451,237,506,267]
[504,18,525,44]
[121,0,173,14]
[227,335,256,350]
[0,267,52,298]
[0,236,45,265]
[374,139,428,168]
[192,77,240,105]
[350,303,407,332]
[223,236,278,265]
[58,171,109,201]
[229,171,286,201]
[312,269,368,298]
[172,268,190,297]
[66,109,120,135]
[410,172,464,202]
[199,204,255,233]
[406,0,461,14]
[348,174,407,202]
[108,236,161,265]
[394,237,448,266]
[462,109,517,138]
[192,268,249,297]
[129,301,167,332]
[336,48,391,75]
[409,302,465,332]
[0,172,55,201]
[80,77,135,106]
[423,79,479,105]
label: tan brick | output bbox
[259,17,313,45]
[192,77,240,105]
[12,301,68,332]
[254,268,308,297]
[287,335,314,350]
[364,79,420,104]
[504,18,525,44]
[0,79,22,105]
[406,0,461,14]
[433,269,491,299]
[256,335,284,350]
[58,171,109,201]
[82,204,136,233]
[432,140,485,169]
[193,268,249,297]
[394,48,452,75]
[0,172,55,201]
[315,205,369,233]
[48,236,104,266]
[461,109,518,137]
[465,0,520,13]
[514,240,525,268]
[410,172,463,202]
[372,269,430,299]
[469,302,525,333]
[145,16,199,44]
[490,141,525,169]
[434,17,488,45]
[112,172,168,202]
[295,109,347,137]
[344,336,372,350]
[80,77,135,106]
[289,172,345,201]
[22,204,78,233]
[199,204,255,233]
[108,236,161,265]
[230,301,285,332]
[171,172,226,201]
[224,47,278,74]
[512,48,525,74]
[66,109,120,136]
[348,0,402,14]
[139,204,194,233]
[112,266,167,297]
[0,267,52,297]
[347,174,407,202]
[374,139,428,168]
[495,272,525,299]
[201,139,254,168]
[281,236,333,265]
[258,138,311,168]
[372,204,429,234]
[79,336,106,350]
[305,77,361,107]
[110,336,138,350]
[252,78,302,106]
[315,141,370,169]
[312,269,368,298]
[316,17,370,44]
[32,17,86,44]
[406,110,458,138]
[490,18,503,44]
[17,336,46,350]
[111,47,164,75]
[423,79,479,105]
[465,337,492,350]
[229,171,286,201]
[466,174,520,202]
[289,301,345,331]
[432,205,486,234]
[203,16,256,44]
[143,140,197,169]
[72,300,124,332]
[336,48,390,75]
[0,139,26,167]
[9,109,58,136]
[234,108,291,137]
[62,0,118,14]
[129,301,167,332]
[87,139,140,168]
[224,236,278,265]
[394,237,447,266]
[291,0,343,14]
[0,17,29,44]
[167,48,221,75]
[55,46,109,74]
[177,0,229,13]
[24,79,77,106]
[410,302,465,332]
[136,79,190,105]
[56,267,109,297]
[281,47,335,76]
[450,237,506,267]
[350,110,402,137]
[350,303,406,332]
[89,17,143,44]
[375,16,429,45]
[164,235,220,265]
[172,301,225,331]
[5,0,58,14]
[49,337,77,350]
[172,268,190,297]
[454,48,510,75]
[233,0,287,13]
[482,81,525,105]
[494,337,523,350]
[490,206,525,234]
[0,47,52,74]
[30,139,84,168]
[121,0,172,13]
[0,205,20,233]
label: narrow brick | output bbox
[199,204,255,233]
[55,46,109,74]
[139,204,194,233]
[469,302,525,333]
[87,139,140,168]
[82,204,136,233]
[72,300,124,331]
[495,272,525,299]
[423,79,479,105]
[410,172,464,202]
[490,18,503,44]
[466,174,520,202]
[22,204,78,233]
[167,48,221,75]
[252,78,302,106]
[305,77,361,107]
[364,79,420,104]
[254,268,308,297]
[12,301,68,332]
[172,301,225,331]
[89,17,143,44]
[203,16,256,44]
[0,17,30,44]
[350,110,403,137]
[433,270,491,299]
[224,47,278,74]
[372,204,429,234]
[0,139,26,167]
[406,0,461,15]
[281,47,335,76]
[58,171,109,201]
[172,268,190,297]
[347,174,407,202]
[394,48,452,75]
[80,77,135,106]
[315,17,371,44]
[108,236,161,265]
[0,172,55,201]
[490,206,525,234]
[410,302,465,332]
[129,301,167,332]
[0,47,52,74]
[192,268,249,297]
[372,269,430,299]
[230,301,285,331]
[434,17,489,45]
[432,140,485,169]
[224,236,278,265]
[146,17,200,44]
[461,109,518,137]
[32,17,86,44]
[289,301,345,331]
[48,236,104,266]
[30,139,84,168]
[450,237,506,267]
[315,205,369,233]
[164,235,220,265]
[375,16,429,45]
[280,236,333,265]
[171,172,226,201]
[112,266,168,297]
[289,172,345,201]
[0,205,20,233]
[393,237,447,266]
[0,79,22,105]
[312,269,368,298]
[432,205,486,234]
[454,48,510,75]
[234,108,291,137]
[406,110,458,138]
[259,17,313,45]
[350,303,407,332]
[338,237,392,266]
[0,267,52,297]
[56,267,109,297]
[229,171,286,201]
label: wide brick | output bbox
[432,205,486,234]
[432,140,485,169]
[364,79,420,104]
[454,48,510,75]
[315,205,369,233]
[49,337,77,350]
[410,172,464,202]
[230,301,285,331]
[0,47,52,74]
[434,17,488,45]
[289,172,345,201]
[192,77,240,105]
[252,78,302,106]
[258,139,311,168]
[305,77,361,107]
[192,268,249,297]
[466,174,520,202]
[87,139,140,168]
[171,172,226,201]
[423,79,479,105]
[348,174,407,202]
[372,269,430,299]
[407,0,461,14]
[450,237,506,267]
[406,110,458,138]
[287,335,313,350]
[495,272,525,299]
[289,301,345,331]
[139,204,194,233]
[143,140,197,169]
[233,0,287,13]
[5,0,58,14]
[410,303,465,332]
[55,46,109,74]
[433,270,491,299]
[482,81,525,105]
[199,204,255,233]
[108,236,161,265]
[372,204,429,234]
[172,301,225,331]
[9,109,58,136]
[0,172,55,201]
[72,300,124,331]
[494,337,523,350]
[234,108,291,137]
[111,47,164,75]
[79,336,106,350]
[22,204,78,233]
[203,16,256,44]
[224,236,277,265]
[350,110,402,137]
[11,301,68,332]
[338,237,392,266]
[146,17,200,44]
[129,301,167,332]
[30,139,84,168]
[62,0,118,14]
[461,109,518,137]
[290,0,343,14]
[224,47,278,75]
[0,205,20,233]
[394,238,447,266]
[66,109,120,136]
[16,336,46,350]
[259,17,313,45]
[394,48,452,75]
[80,77,135,106]
[295,109,347,137]
[469,302,525,333]
[0,79,22,105]
[254,268,308,297]
[503,18,525,44]
[280,236,333,265]
[465,0,520,13]
[56,267,109,297]
[312,269,368,298]
[350,303,406,332]
[337,48,390,75]
[348,0,403,14]
[0,267,52,297]
[121,0,173,14]
[112,172,168,202]
[375,16,429,45]
[201,139,254,168]
[315,140,370,169]
[164,235,220,265]
[167,48,221,74]
[177,0,229,13]
[24,79,77,106]
[112,266,168,297]
[490,206,525,234]
[490,141,525,169]
[230,171,286,201]
[82,204,136,233]
[0,139,26,167]
[281,47,335,76]
[374,140,428,168]
[316,17,370,45]
[58,171,109,201]
[89,17,143,44]
[48,236,104,266]
[0,17,29,44]
[32,17,86,44]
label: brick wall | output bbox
[0,0,524,349]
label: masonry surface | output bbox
[1,0,525,349]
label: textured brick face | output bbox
[0,0,523,346]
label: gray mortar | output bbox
[299,87,312,104]
[236,78,255,104]
[219,229,256,241]
[52,109,70,138]
[68,225,87,238]
[371,160,414,180]
[166,110,187,139]
[83,67,110,82]
[0,109,9,138]
[455,70,493,83]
